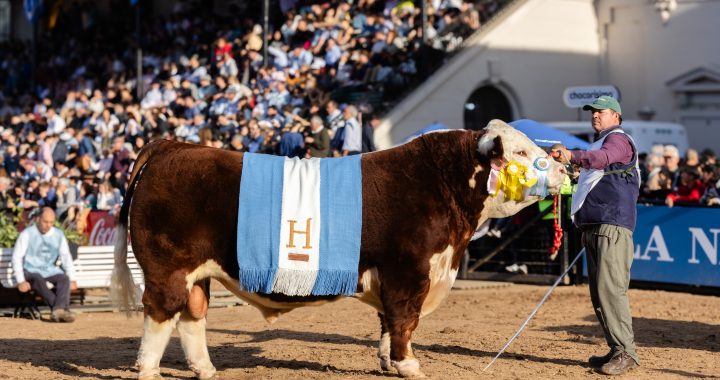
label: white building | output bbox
[376,0,720,155]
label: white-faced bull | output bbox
[111,120,567,379]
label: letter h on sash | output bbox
[286,218,312,262]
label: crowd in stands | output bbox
[0,0,509,228]
[639,145,719,207]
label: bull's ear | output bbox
[477,131,504,160]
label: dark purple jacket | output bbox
[571,127,640,231]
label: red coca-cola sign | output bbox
[85,211,117,246]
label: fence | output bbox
[462,199,720,291]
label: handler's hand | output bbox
[18,281,31,293]
[550,143,571,165]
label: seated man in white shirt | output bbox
[12,207,77,322]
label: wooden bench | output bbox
[1,246,145,317]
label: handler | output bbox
[551,96,640,375]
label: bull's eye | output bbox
[515,150,527,157]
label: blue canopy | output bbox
[510,119,590,150]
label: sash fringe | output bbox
[239,269,277,293]
[313,270,358,295]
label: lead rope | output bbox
[483,248,585,372]
[549,194,563,260]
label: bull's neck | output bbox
[417,132,488,225]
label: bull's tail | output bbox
[110,140,164,314]
[110,219,136,314]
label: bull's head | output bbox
[477,119,568,218]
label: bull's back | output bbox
[130,141,243,276]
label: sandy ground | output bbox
[0,283,718,379]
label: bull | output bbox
[111,120,567,379]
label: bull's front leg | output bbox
[377,313,392,371]
[382,287,427,378]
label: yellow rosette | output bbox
[496,161,538,201]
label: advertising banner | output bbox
[85,211,117,246]
[562,85,620,108]
[630,205,720,287]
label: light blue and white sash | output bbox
[236,153,362,296]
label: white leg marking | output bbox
[177,313,216,379]
[392,340,425,377]
[137,313,180,379]
[392,358,425,378]
[377,331,391,371]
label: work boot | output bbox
[51,309,76,323]
[588,349,615,368]
[599,352,638,375]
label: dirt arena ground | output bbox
[0,283,718,379]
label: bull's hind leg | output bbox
[137,273,188,379]
[383,294,426,377]
[377,313,392,371]
[137,313,180,379]
[177,280,216,379]
[178,311,216,379]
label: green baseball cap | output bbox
[582,95,621,115]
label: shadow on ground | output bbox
[544,314,720,353]
[0,327,590,378]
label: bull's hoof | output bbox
[377,354,392,371]
[191,365,217,380]
[392,358,426,378]
[138,373,163,380]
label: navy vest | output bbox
[575,129,640,231]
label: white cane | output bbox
[482,248,585,372]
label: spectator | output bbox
[325,100,344,134]
[303,115,330,158]
[37,182,58,210]
[278,123,305,158]
[4,144,21,177]
[341,105,362,156]
[665,167,705,208]
[684,148,700,171]
[228,134,245,152]
[198,128,214,147]
[361,113,379,153]
[243,120,265,153]
[96,180,122,215]
[56,178,79,222]
[662,145,681,186]
[0,176,16,212]
[699,164,720,206]
[110,136,131,187]
[11,207,77,323]
[45,108,67,136]
[700,148,716,166]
